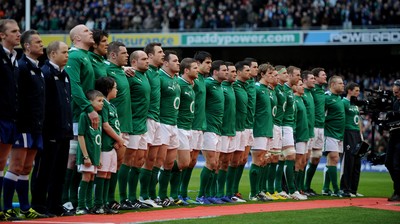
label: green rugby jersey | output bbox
[244,79,256,129]
[128,70,151,135]
[101,99,120,152]
[253,83,273,138]
[294,95,309,142]
[268,85,278,121]
[343,98,360,131]
[324,92,345,140]
[233,80,248,132]
[221,81,236,136]
[146,64,161,122]
[274,83,286,126]
[65,47,95,122]
[282,83,295,127]
[205,77,224,135]
[88,51,107,79]
[159,69,181,125]
[177,77,195,130]
[303,88,315,138]
[107,62,132,133]
[192,73,207,131]
[77,112,102,166]
[312,84,326,128]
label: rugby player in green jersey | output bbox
[322,75,345,197]
[170,58,198,205]
[142,43,165,205]
[89,29,108,79]
[340,82,363,197]
[155,51,181,206]
[281,66,307,200]
[120,50,153,209]
[249,63,275,202]
[179,51,212,204]
[105,42,132,209]
[196,60,228,204]
[293,79,309,197]
[305,67,327,196]
[226,61,250,203]
[265,67,281,200]
[300,70,316,196]
[233,58,258,200]
[63,24,95,212]
[271,66,289,200]
[216,62,237,203]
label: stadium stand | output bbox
[1,0,400,32]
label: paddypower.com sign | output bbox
[181,32,301,47]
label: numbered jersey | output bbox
[343,98,360,131]
[254,82,273,138]
[159,69,181,125]
[77,112,102,166]
[101,100,120,152]
[177,77,195,130]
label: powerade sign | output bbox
[330,31,400,43]
[304,29,400,45]
[181,32,301,47]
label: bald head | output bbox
[130,50,149,72]
[69,24,94,50]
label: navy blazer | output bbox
[0,45,19,121]
[16,54,45,134]
[41,60,73,140]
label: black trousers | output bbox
[340,130,362,194]
[386,129,400,195]
[31,138,70,215]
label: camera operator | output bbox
[386,80,400,201]
[340,82,363,197]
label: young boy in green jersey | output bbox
[93,77,125,214]
[76,90,104,215]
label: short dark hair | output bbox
[301,70,312,81]
[210,60,225,75]
[164,50,178,62]
[86,89,104,101]
[90,29,109,51]
[194,51,212,64]
[180,57,196,74]
[144,42,162,55]
[311,67,325,77]
[95,77,115,97]
[20,29,39,51]
[107,41,125,58]
[345,82,359,94]
[244,57,257,65]
[225,61,234,67]
[235,61,249,72]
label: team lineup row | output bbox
[0,20,362,221]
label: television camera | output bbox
[350,88,395,165]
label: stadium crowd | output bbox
[1,0,400,32]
